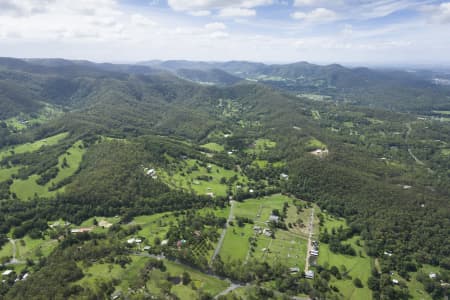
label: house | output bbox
[22,273,29,280]
[392,279,399,284]
[269,215,279,223]
[289,267,300,273]
[310,149,329,157]
[280,173,289,180]
[143,246,151,251]
[310,250,319,256]
[305,270,314,279]
[206,192,215,197]
[429,273,437,279]
[2,270,13,276]
[249,189,254,193]
[383,251,393,257]
[70,227,93,234]
[262,228,272,237]
[161,239,169,246]
[127,238,142,244]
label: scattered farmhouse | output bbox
[268,215,279,223]
[71,227,93,234]
[2,270,13,276]
[310,148,329,157]
[280,173,289,180]
[305,270,314,279]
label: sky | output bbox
[0,0,450,66]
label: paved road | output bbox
[211,200,235,263]
[304,208,315,273]
[406,123,425,166]
[5,238,21,265]
[214,283,242,299]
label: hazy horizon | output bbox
[1,0,450,66]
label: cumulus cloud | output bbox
[219,7,256,17]
[204,22,227,30]
[188,10,211,16]
[167,0,271,17]
[422,2,450,24]
[291,8,338,23]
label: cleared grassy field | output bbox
[246,139,276,155]
[305,138,327,151]
[311,110,321,120]
[78,256,228,299]
[221,194,309,268]
[0,166,19,182]
[233,194,291,222]
[132,213,177,243]
[318,214,372,300]
[0,132,68,160]
[10,140,86,200]
[220,223,253,262]
[165,260,228,298]
[0,241,13,260]
[11,174,54,199]
[15,236,58,261]
[201,143,225,152]
[252,231,307,269]
[159,159,247,197]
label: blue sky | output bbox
[0,0,449,65]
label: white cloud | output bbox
[422,2,450,24]
[209,31,229,38]
[291,8,338,23]
[293,0,321,6]
[204,22,227,30]
[188,10,211,16]
[219,7,256,17]
[167,0,271,17]
[131,14,156,26]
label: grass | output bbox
[220,223,253,262]
[164,260,228,297]
[0,132,68,160]
[159,159,248,197]
[9,140,86,200]
[201,143,225,152]
[305,138,327,151]
[4,105,63,131]
[221,194,309,268]
[312,110,321,120]
[253,160,268,168]
[0,241,13,261]
[77,256,228,299]
[0,166,19,182]
[11,174,55,200]
[132,213,178,244]
[15,236,58,261]
[252,231,307,269]
[246,139,277,155]
[318,213,372,300]
[441,149,450,156]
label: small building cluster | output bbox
[305,270,314,279]
[70,227,93,234]
[127,238,142,244]
[253,225,273,237]
[144,167,157,179]
[310,240,319,257]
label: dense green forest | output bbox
[0,58,449,299]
